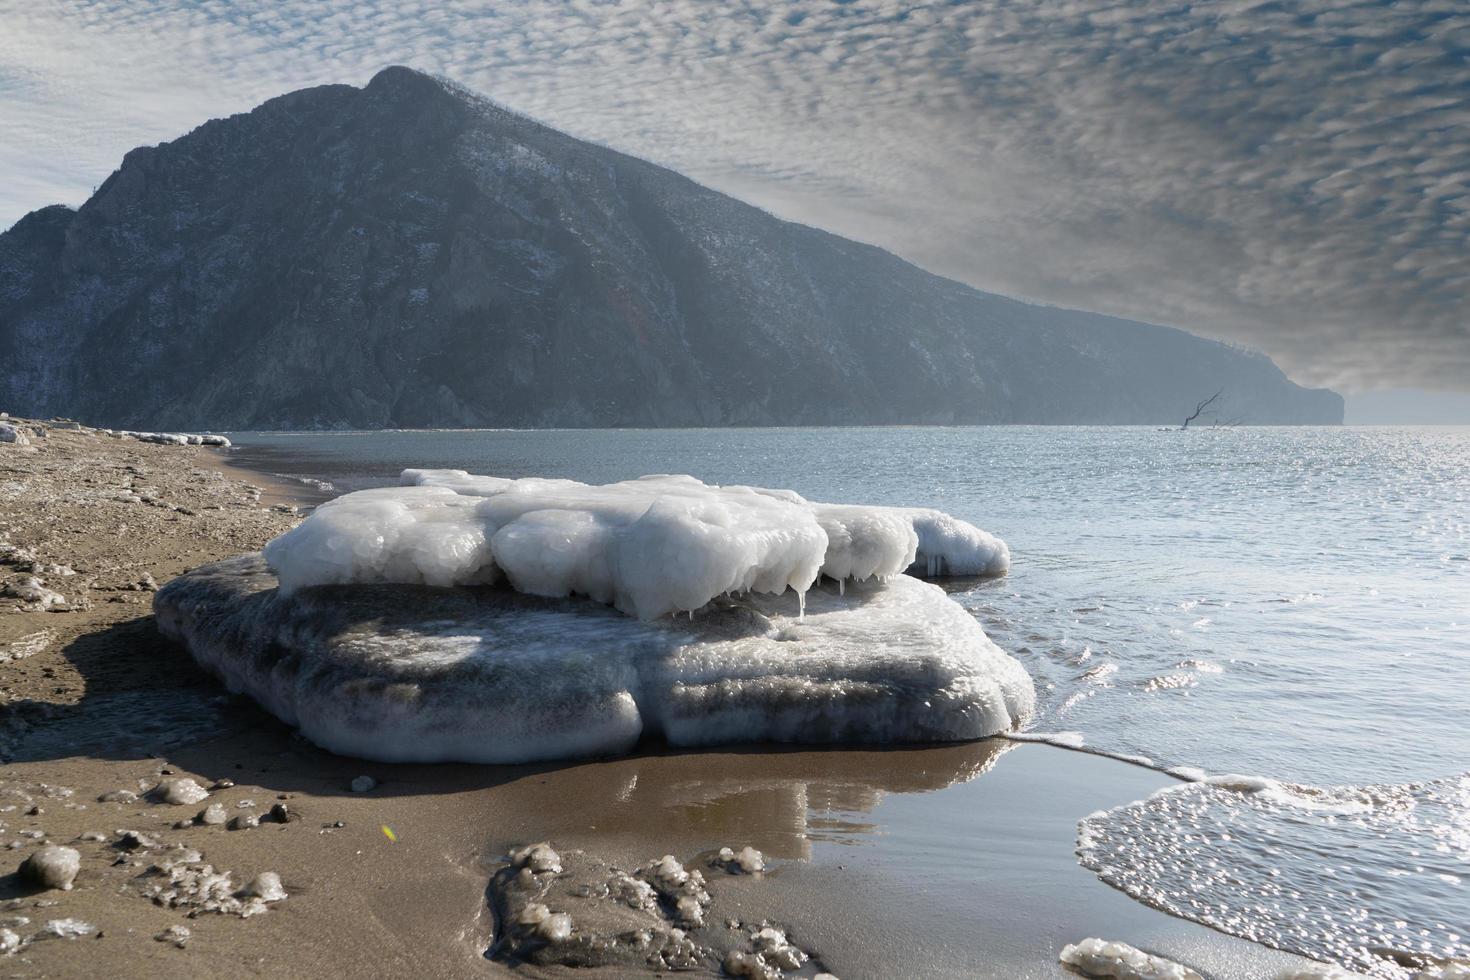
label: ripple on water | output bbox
[1078,774,1470,979]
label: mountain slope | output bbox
[0,67,1342,428]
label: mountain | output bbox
[0,67,1342,429]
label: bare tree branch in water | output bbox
[1181,390,1222,429]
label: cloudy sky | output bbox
[1,0,1466,408]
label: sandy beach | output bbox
[1,418,1325,978]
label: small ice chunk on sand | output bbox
[19,845,80,891]
[154,778,209,805]
[240,871,287,902]
[1059,938,1202,979]
[155,924,191,947]
[716,846,765,874]
[0,928,19,953]
[350,775,376,793]
[510,843,562,874]
[198,803,227,825]
[39,918,95,940]
[1273,965,1373,979]
[538,912,573,942]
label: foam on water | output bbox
[1078,774,1470,979]
[263,469,1008,620]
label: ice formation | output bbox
[1058,938,1203,980]
[155,554,1034,764]
[112,430,231,447]
[262,469,1008,619]
[485,842,829,974]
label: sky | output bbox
[1,0,1466,418]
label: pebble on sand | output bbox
[19,845,81,891]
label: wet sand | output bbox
[1,419,1318,978]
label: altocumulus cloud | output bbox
[0,0,1465,392]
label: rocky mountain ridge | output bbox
[0,67,1343,428]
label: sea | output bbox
[228,425,1469,978]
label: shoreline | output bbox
[1,420,1320,978]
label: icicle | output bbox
[838,578,845,596]
[797,589,806,622]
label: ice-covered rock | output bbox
[155,554,1033,764]
[1059,938,1203,979]
[261,470,1007,620]
[19,845,80,891]
[0,424,29,447]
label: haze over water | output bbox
[231,425,1470,976]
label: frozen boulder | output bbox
[154,553,1033,765]
[19,845,81,891]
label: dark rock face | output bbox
[0,67,1342,428]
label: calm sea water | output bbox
[229,425,1470,976]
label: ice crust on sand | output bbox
[155,554,1034,765]
[263,470,1008,620]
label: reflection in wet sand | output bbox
[491,738,1013,863]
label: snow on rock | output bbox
[262,469,1007,620]
[1059,938,1203,979]
[154,553,1034,765]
